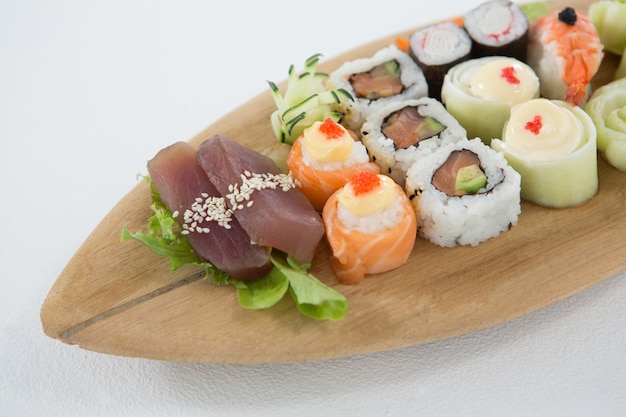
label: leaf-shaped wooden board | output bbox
[41,0,625,364]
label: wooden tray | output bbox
[41,0,625,364]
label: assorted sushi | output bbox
[126,0,623,320]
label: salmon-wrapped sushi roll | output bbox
[288,118,380,211]
[323,172,417,285]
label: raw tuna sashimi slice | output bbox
[196,134,325,264]
[147,141,272,281]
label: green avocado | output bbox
[455,164,487,194]
[415,116,446,140]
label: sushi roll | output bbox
[360,97,466,186]
[491,98,598,208]
[463,0,529,61]
[405,138,521,248]
[323,171,417,285]
[585,77,626,172]
[408,22,472,100]
[526,7,604,106]
[327,45,428,131]
[287,117,380,211]
[441,55,539,144]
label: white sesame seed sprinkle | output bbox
[178,171,297,235]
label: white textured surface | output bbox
[1,1,625,416]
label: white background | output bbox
[2,1,625,416]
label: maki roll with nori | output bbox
[327,45,428,132]
[408,22,472,100]
[360,97,466,185]
[441,55,539,144]
[491,98,598,208]
[463,0,529,61]
[405,138,521,247]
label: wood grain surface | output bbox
[41,0,626,364]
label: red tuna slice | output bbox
[197,134,325,265]
[147,141,272,281]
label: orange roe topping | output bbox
[349,172,381,196]
[318,118,345,139]
[525,115,543,135]
[501,66,520,85]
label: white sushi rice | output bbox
[300,138,370,171]
[360,97,466,186]
[327,45,428,131]
[337,189,406,234]
[405,138,521,247]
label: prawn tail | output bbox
[564,78,589,106]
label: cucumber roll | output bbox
[407,22,472,100]
[360,97,466,185]
[405,138,521,247]
[327,45,428,132]
[463,0,529,61]
[491,98,598,208]
[585,77,626,172]
[441,56,539,145]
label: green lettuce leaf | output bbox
[271,254,348,321]
[234,266,290,309]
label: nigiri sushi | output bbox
[526,7,604,106]
[323,171,417,285]
[287,117,380,211]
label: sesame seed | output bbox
[178,171,298,235]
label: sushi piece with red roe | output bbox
[287,117,380,211]
[322,171,417,285]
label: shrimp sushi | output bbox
[491,98,598,208]
[526,7,604,106]
[287,117,380,211]
[323,171,417,285]
[326,45,428,131]
[463,0,529,61]
[405,138,521,247]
